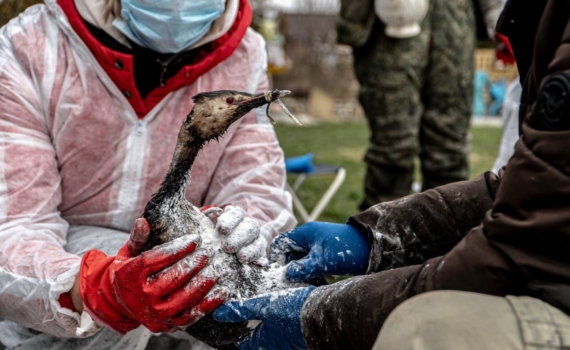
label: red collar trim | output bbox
[57,0,252,119]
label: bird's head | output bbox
[184,90,290,142]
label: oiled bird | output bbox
[141,90,300,349]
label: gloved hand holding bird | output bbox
[79,89,302,349]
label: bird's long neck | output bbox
[150,130,204,205]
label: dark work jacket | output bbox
[301,1,570,349]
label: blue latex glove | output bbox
[213,286,316,350]
[270,222,370,283]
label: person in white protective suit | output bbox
[0,0,297,349]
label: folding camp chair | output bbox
[285,153,346,223]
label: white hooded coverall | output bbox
[0,0,296,348]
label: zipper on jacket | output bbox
[136,120,143,136]
[112,120,147,231]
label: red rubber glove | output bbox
[79,218,228,334]
[495,33,515,65]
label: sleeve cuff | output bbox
[52,260,102,337]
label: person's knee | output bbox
[374,291,519,350]
[378,291,458,342]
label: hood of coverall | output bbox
[74,0,241,51]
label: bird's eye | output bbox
[226,97,235,104]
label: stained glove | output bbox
[79,218,227,334]
[213,286,316,350]
[270,222,370,283]
[201,205,268,265]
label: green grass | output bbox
[275,122,503,223]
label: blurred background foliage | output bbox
[0,0,43,27]
[276,123,502,223]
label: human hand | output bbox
[213,286,316,350]
[270,222,370,283]
[201,205,268,265]
[79,218,227,334]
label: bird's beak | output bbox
[239,90,291,109]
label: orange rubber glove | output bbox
[79,218,227,334]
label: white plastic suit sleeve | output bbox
[0,226,153,349]
[204,48,297,250]
[0,16,99,339]
[492,78,522,174]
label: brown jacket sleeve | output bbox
[301,123,570,350]
[347,172,501,272]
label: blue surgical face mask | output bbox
[113,0,225,54]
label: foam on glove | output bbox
[213,286,316,350]
[79,219,226,334]
[202,205,267,265]
[270,222,371,283]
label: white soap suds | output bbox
[189,206,302,300]
[153,197,302,307]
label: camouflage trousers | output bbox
[355,0,475,209]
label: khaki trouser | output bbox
[374,291,570,350]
